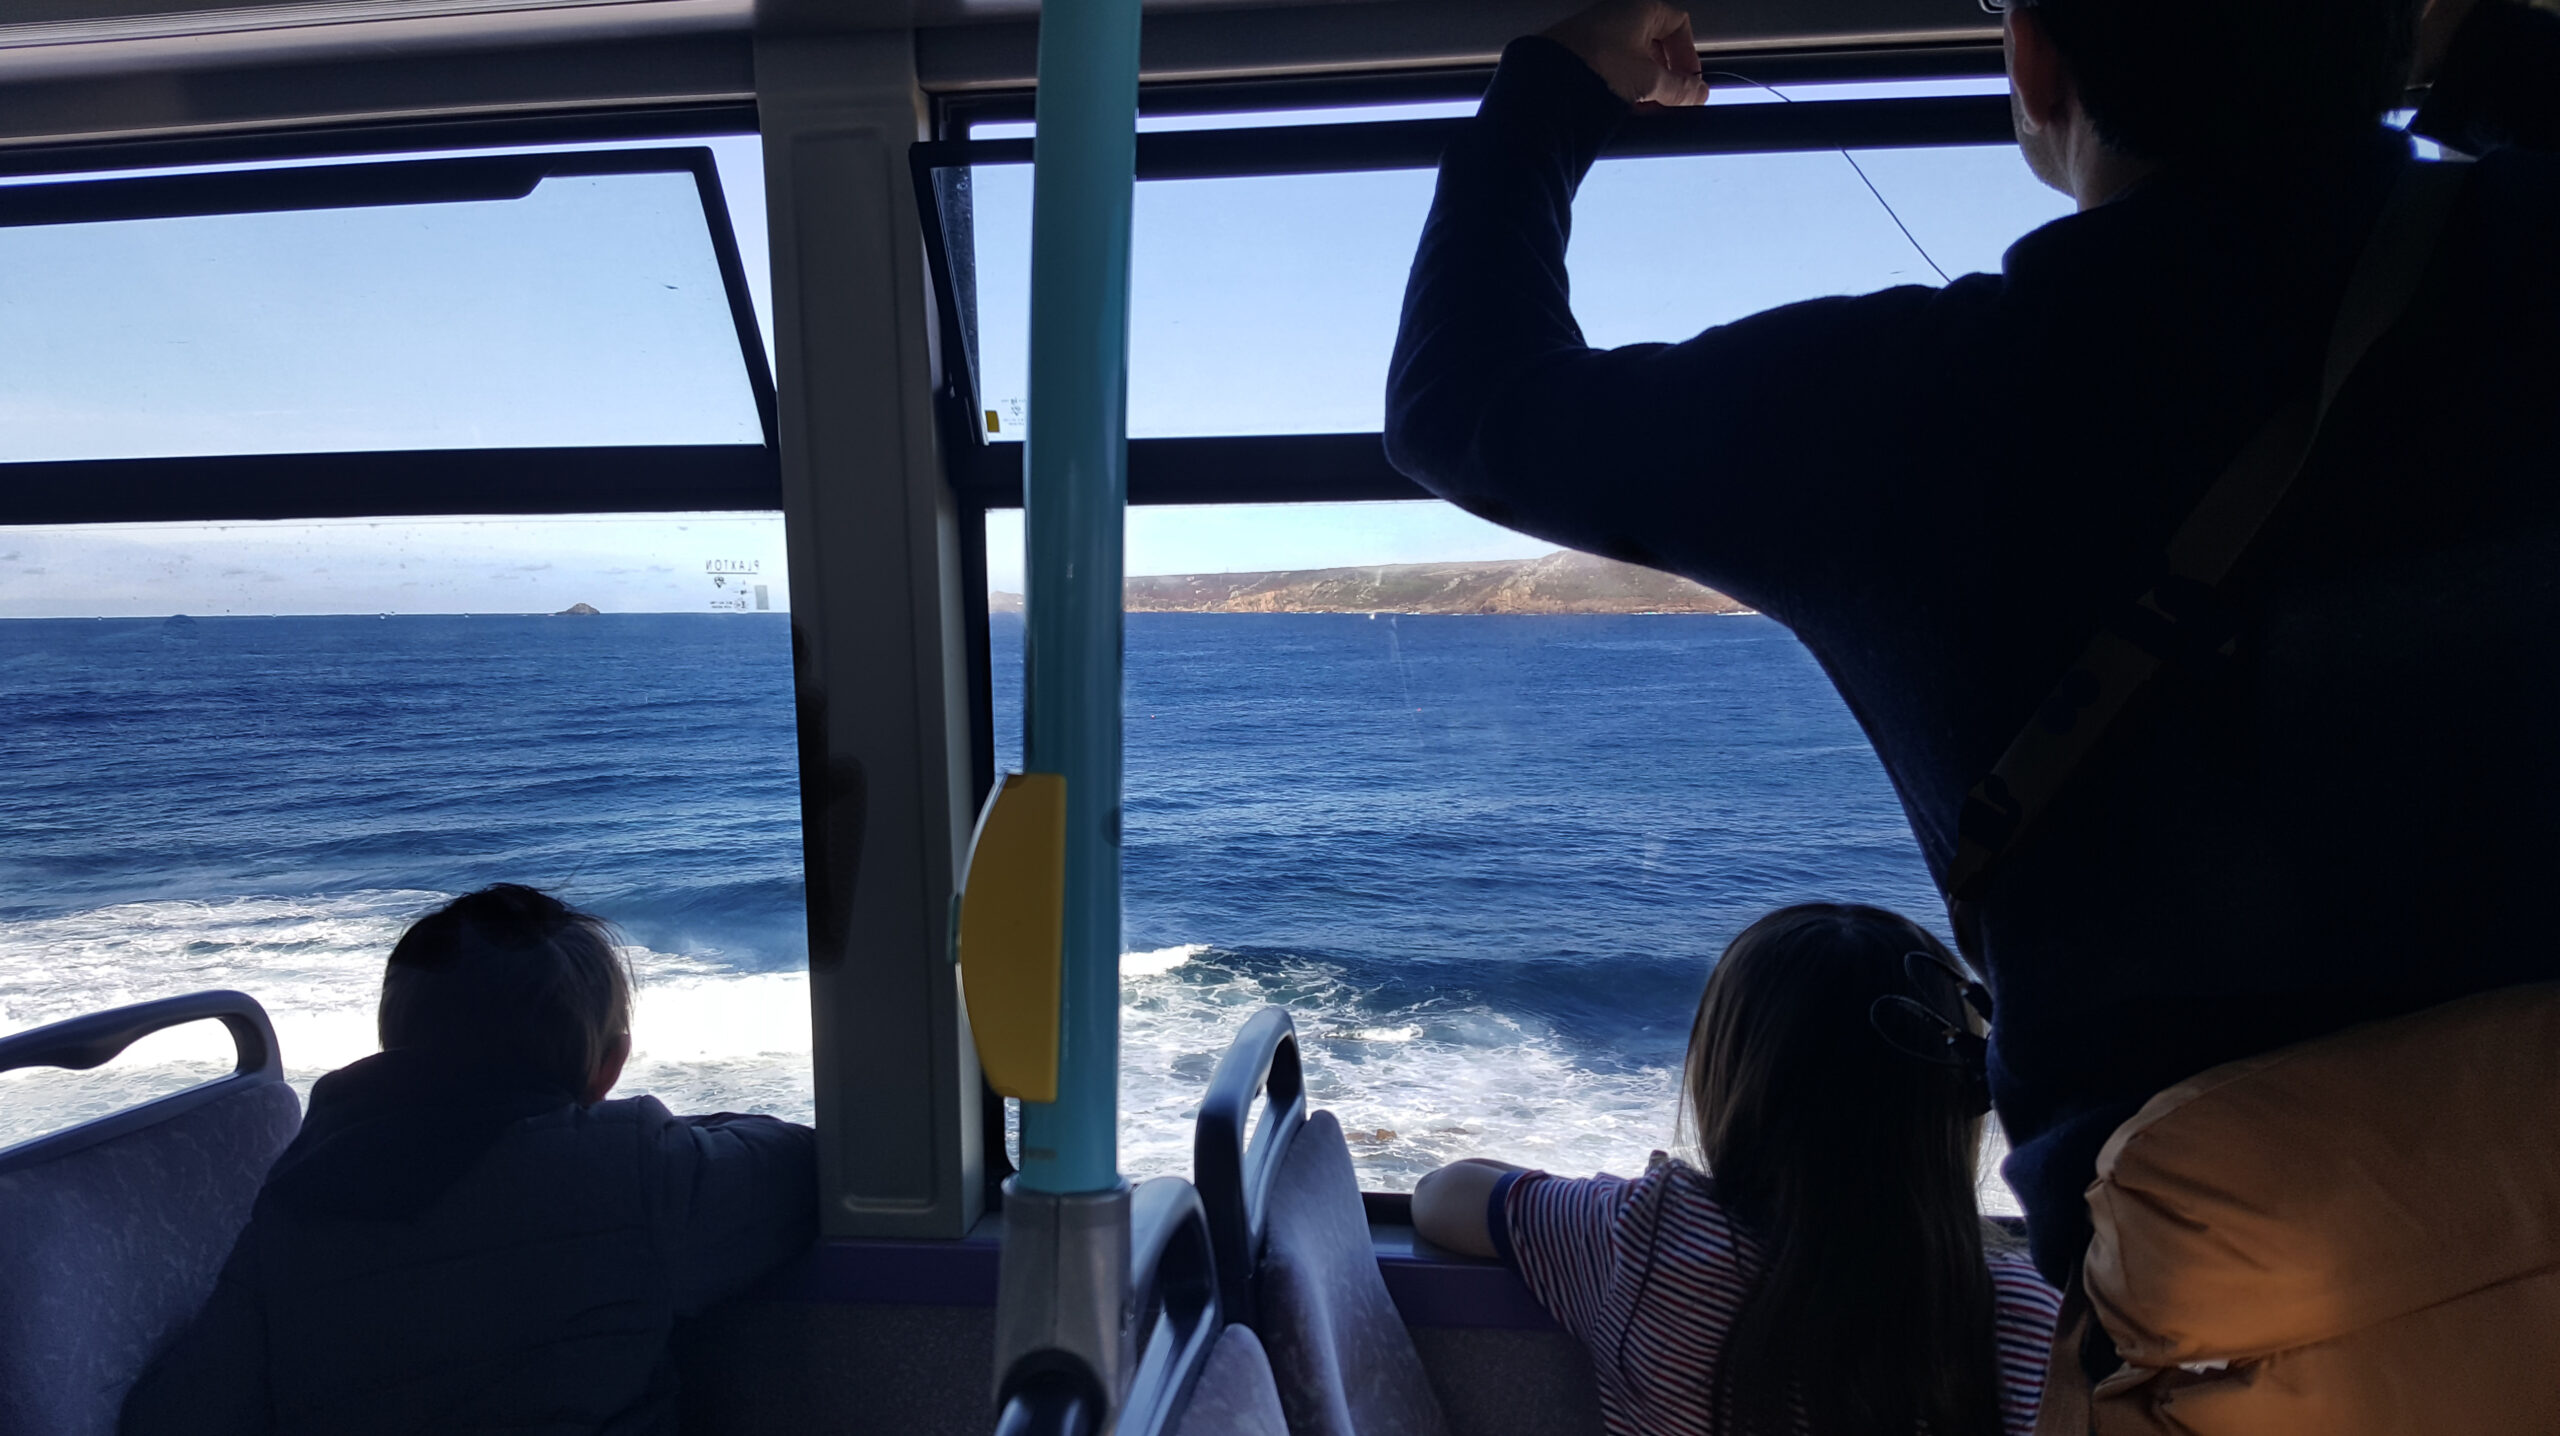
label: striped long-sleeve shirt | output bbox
[1492,1156,2060,1436]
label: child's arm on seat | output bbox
[1412,1157,1529,1258]
[667,1113,819,1314]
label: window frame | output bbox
[0,113,821,1177]
[0,140,779,526]
[935,41,2007,137]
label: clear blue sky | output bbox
[0,93,2071,615]
[0,514,788,620]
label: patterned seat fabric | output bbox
[0,1081,302,1436]
[1257,1111,1451,1436]
[1170,1324,1292,1436]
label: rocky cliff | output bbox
[1117,550,1746,615]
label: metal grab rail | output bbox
[0,990,288,1173]
[991,0,1145,1420]
[1192,1007,1306,1330]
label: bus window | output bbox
[984,503,2019,1214]
[953,96,2054,1211]
[0,513,809,1147]
[0,149,767,463]
[0,135,793,1151]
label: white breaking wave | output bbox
[0,905,2022,1217]
[1115,944,2023,1213]
[1116,946,1683,1194]
[0,892,813,1148]
[1121,943,1206,978]
[1315,1024,1423,1043]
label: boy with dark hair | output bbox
[122,885,816,1436]
[1391,0,2560,1423]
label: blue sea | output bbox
[1,610,1991,1199]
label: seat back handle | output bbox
[1192,1006,1307,1330]
[1118,1177,1228,1436]
[0,989,280,1082]
[0,990,290,1176]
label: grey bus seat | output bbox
[1169,1325,1290,1436]
[0,992,300,1436]
[1261,1110,1450,1436]
[1196,1008,1449,1436]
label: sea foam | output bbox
[0,891,815,1147]
[1121,943,1205,977]
[0,901,2020,1216]
[1115,943,1682,1192]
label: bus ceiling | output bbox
[0,0,2001,163]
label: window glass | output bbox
[0,157,764,463]
[0,514,807,1149]
[970,138,2066,440]
[0,136,773,371]
[985,505,2017,1213]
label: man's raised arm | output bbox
[1383,30,1636,523]
[1382,4,1961,617]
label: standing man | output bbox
[1389,0,2560,1425]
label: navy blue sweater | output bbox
[1387,5,2560,1283]
[123,1052,815,1435]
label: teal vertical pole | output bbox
[1017,0,1140,1198]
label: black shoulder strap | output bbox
[1944,161,2470,909]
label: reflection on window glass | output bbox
[970,138,2066,440]
[984,504,2015,1211]
[0,163,764,462]
[0,514,807,1149]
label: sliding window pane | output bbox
[0,159,762,462]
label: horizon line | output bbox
[0,609,790,621]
